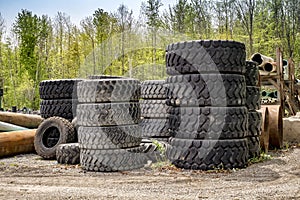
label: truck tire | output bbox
[56,143,80,164]
[141,80,166,99]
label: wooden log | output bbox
[0,121,28,132]
[0,112,43,128]
[0,129,36,158]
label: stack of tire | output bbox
[140,80,170,142]
[165,40,249,170]
[245,61,262,158]
[76,78,146,172]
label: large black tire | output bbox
[77,79,140,103]
[166,40,246,75]
[77,103,140,126]
[169,106,248,140]
[247,136,260,159]
[248,111,262,137]
[140,100,169,118]
[78,125,142,149]
[140,118,170,138]
[166,74,246,107]
[246,86,261,111]
[166,138,249,170]
[245,61,259,86]
[34,117,76,159]
[40,99,76,120]
[80,147,147,172]
[56,143,80,164]
[39,79,82,100]
[141,80,166,99]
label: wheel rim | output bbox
[42,126,60,148]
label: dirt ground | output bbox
[0,146,299,200]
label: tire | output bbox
[140,118,170,138]
[247,136,260,159]
[166,74,246,107]
[39,79,82,100]
[169,106,248,140]
[140,100,169,118]
[245,61,259,86]
[166,138,248,170]
[76,103,140,126]
[34,117,77,159]
[248,111,262,137]
[56,143,80,164]
[78,125,142,149]
[246,86,261,111]
[77,79,140,103]
[166,40,246,75]
[80,147,147,172]
[141,80,166,99]
[40,99,76,120]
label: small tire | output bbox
[56,143,80,165]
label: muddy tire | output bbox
[166,138,248,170]
[141,80,166,99]
[34,117,76,159]
[56,143,80,164]
[40,99,76,121]
[166,74,246,107]
[166,40,246,75]
[245,61,259,86]
[78,125,142,149]
[140,100,169,118]
[248,111,262,137]
[140,118,170,138]
[246,86,261,111]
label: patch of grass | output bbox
[249,152,272,164]
[9,163,18,167]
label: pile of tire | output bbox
[76,78,146,172]
[245,61,262,158]
[140,80,170,142]
[165,40,249,170]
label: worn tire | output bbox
[247,136,260,159]
[245,61,259,86]
[169,107,248,140]
[34,117,76,159]
[39,79,82,100]
[246,86,261,111]
[140,118,170,138]
[77,103,140,126]
[166,138,249,170]
[78,125,142,149]
[166,40,246,75]
[77,79,140,103]
[166,74,246,107]
[80,147,147,172]
[141,80,166,99]
[140,100,169,118]
[248,111,262,137]
[56,143,80,164]
[40,99,76,120]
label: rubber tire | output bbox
[40,99,76,121]
[77,78,140,103]
[247,136,260,159]
[166,40,246,75]
[80,147,147,172]
[246,86,261,111]
[39,79,82,100]
[77,102,140,126]
[248,111,262,137]
[169,106,248,140]
[140,100,169,118]
[140,118,170,138]
[166,74,246,107]
[141,80,166,99]
[56,143,80,164]
[166,138,249,170]
[245,60,259,86]
[78,125,142,149]
[34,117,77,159]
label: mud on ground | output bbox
[0,147,299,200]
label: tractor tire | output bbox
[56,143,80,165]
[40,99,76,121]
[248,111,262,137]
[247,136,260,159]
[245,60,259,86]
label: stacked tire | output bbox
[245,61,262,158]
[140,80,170,142]
[165,40,249,170]
[76,78,146,172]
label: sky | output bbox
[0,0,177,30]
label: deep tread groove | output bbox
[141,80,166,99]
[40,99,77,120]
[56,143,80,164]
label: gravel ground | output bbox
[0,147,299,200]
